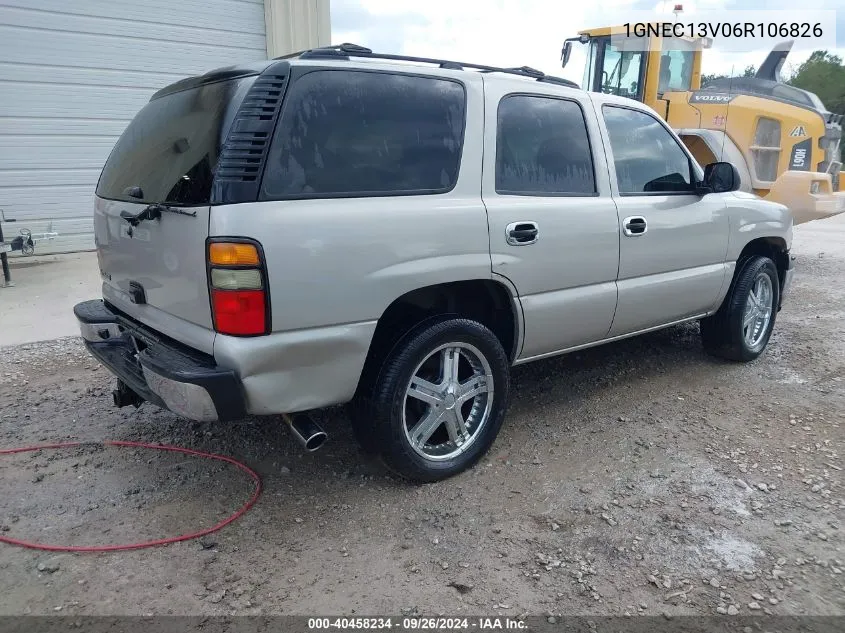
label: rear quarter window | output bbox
[261,70,466,198]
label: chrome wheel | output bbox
[402,342,494,461]
[743,272,774,349]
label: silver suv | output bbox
[75,44,794,481]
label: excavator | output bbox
[561,27,845,224]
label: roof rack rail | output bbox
[284,43,579,89]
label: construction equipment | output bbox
[562,28,845,224]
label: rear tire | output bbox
[700,256,779,362]
[353,318,510,482]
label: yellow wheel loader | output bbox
[562,28,845,224]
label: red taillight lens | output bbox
[211,289,266,336]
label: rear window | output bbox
[96,77,255,205]
[496,95,596,196]
[261,70,466,198]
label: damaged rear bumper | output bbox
[73,299,246,422]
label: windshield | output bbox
[569,36,648,99]
[600,42,645,98]
[96,76,255,206]
[581,41,597,91]
[658,38,697,93]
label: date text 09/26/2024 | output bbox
[308,618,528,630]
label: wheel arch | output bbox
[353,279,522,397]
[735,237,790,309]
[677,128,754,192]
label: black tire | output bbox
[353,318,510,482]
[700,255,779,362]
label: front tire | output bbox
[701,255,779,362]
[357,318,510,482]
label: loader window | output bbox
[599,40,645,100]
[603,105,694,195]
[581,42,598,93]
[751,117,782,183]
[657,42,696,93]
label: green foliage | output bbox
[699,51,845,162]
[701,64,757,87]
[787,50,845,114]
[701,50,845,115]
[788,51,845,161]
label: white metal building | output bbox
[0,0,330,254]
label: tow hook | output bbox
[113,380,143,408]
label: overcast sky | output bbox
[330,0,845,83]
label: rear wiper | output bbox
[120,204,197,227]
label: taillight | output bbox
[207,240,268,336]
[208,242,261,266]
[211,289,266,335]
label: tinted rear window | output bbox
[261,70,466,198]
[96,77,254,205]
[496,95,596,195]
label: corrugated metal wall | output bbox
[0,0,269,255]
[265,0,331,58]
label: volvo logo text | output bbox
[691,93,734,104]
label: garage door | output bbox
[0,0,267,255]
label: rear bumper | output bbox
[74,299,246,422]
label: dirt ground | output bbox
[0,218,842,618]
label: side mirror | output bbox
[562,41,572,67]
[561,34,590,68]
[699,161,741,194]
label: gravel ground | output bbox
[0,220,842,617]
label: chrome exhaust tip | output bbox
[282,413,328,452]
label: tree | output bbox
[787,50,845,115]
[787,51,845,161]
[701,64,756,88]
[700,51,845,162]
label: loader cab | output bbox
[585,35,648,100]
[563,30,702,108]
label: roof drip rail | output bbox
[285,43,579,88]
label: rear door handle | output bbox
[506,221,539,246]
[622,216,647,236]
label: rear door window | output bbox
[261,70,466,198]
[496,95,596,195]
[96,77,254,206]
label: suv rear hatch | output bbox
[94,71,257,352]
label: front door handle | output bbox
[506,221,539,246]
[622,216,647,236]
